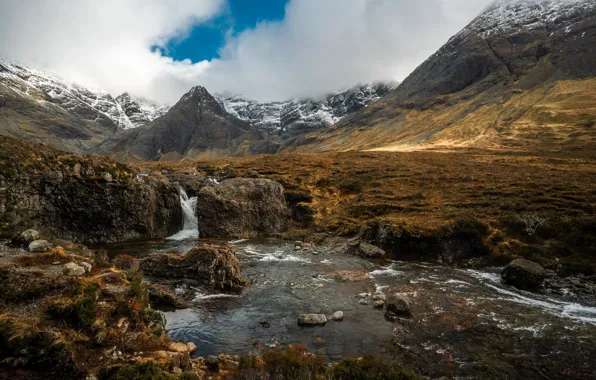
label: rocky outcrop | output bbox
[140,244,246,291]
[0,137,182,244]
[362,219,490,264]
[196,178,289,238]
[502,259,546,290]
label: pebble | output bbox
[359,299,370,305]
[331,311,344,321]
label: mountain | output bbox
[286,0,596,153]
[0,60,169,152]
[216,81,397,136]
[90,86,278,161]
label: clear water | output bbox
[104,238,596,378]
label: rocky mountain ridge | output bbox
[90,86,278,161]
[216,81,398,136]
[0,60,168,130]
[287,0,596,153]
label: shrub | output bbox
[104,361,173,380]
[330,355,423,380]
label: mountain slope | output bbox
[90,86,278,161]
[286,0,596,153]
[0,60,169,152]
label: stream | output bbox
[103,238,596,378]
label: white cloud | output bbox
[0,0,493,103]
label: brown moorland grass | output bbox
[137,147,596,273]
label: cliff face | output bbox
[284,0,596,153]
[0,136,182,244]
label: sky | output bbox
[0,0,494,104]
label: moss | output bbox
[0,315,80,377]
[102,361,174,380]
[46,281,99,330]
[330,355,424,380]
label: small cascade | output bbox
[167,187,199,241]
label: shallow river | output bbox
[105,239,596,379]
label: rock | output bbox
[298,314,327,326]
[0,157,183,244]
[80,262,92,273]
[18,229,40,245]
[386,294,411,316]
[153,351,184,368]
[28,240,50,253]
[196,178,290,238]
[147,284,187,308]
[102,173,113,183]
[374,300,385,309]
[359,299,370,305]
[102,284,127,296]
[141,244,246,290]
[502,259,545,290]
[205,355,220,371]
[169,342,191,368]
[64,262,86,276]
[327,270,368,282]
[331,311,344,321]
[295,241,304,248]
[187,342,197,355]
[372,292,386,301]
[358,242,387,258]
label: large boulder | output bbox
[140,244,246,291]
[502,259,545,290]
[386,293,411,316]
[196,178,289,238]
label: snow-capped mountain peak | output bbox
[215,81,398,136]
[0,60,169,130]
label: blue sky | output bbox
[160,0,289,63]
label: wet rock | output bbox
[141,244,246,290]
[374,300,385,309]
[502,259,545,290]
[386,293,411,316]
[196,178,290,238]
[358,242,387,258]
[147,284,187,308]
[298,314,327,326]
[331,311,344,321]
[64,262,86,276]
[327,270,368,282]
[28,240,50,253]
[372,292,386,301]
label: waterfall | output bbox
[167,187,199,240]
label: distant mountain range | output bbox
[0,58,396,157]
[1,0,595,159]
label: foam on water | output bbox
[369,268,404,277]
[466,269,596,324]
[167,187,199,241]
[259,253,311,263]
